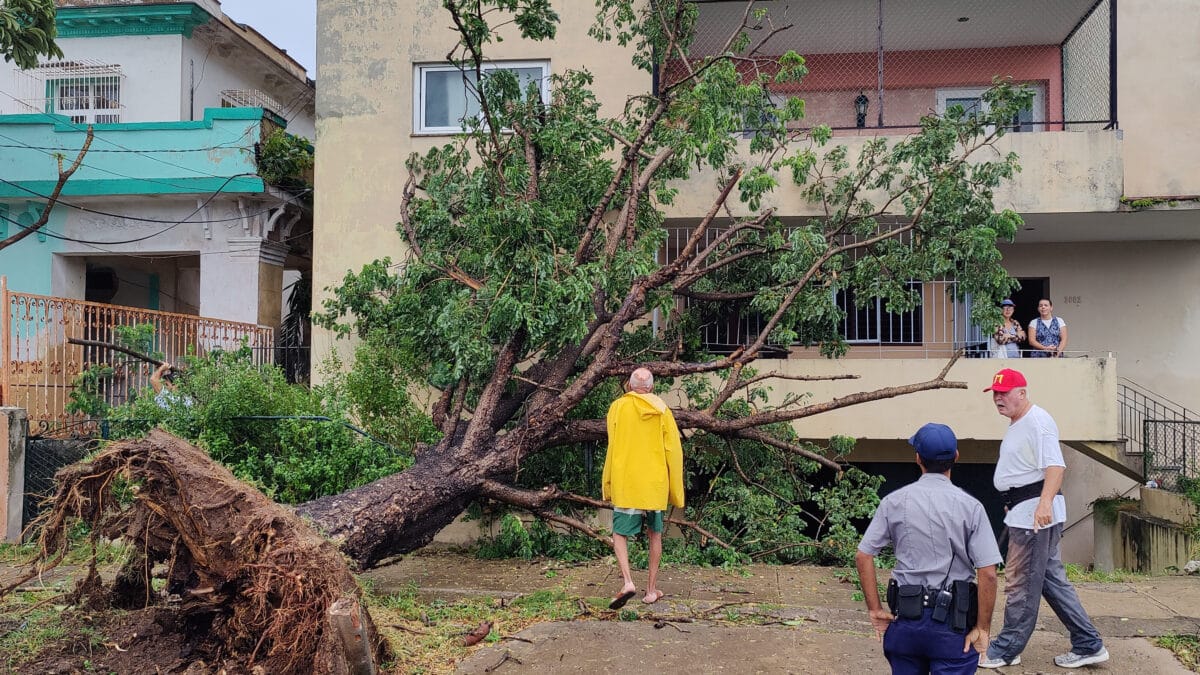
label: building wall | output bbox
[182,32,315,138]
[0,109,266,194]
[313,0,646,367]
[1118,0,1200,197]
[676,45,1063,132]
[0,34,187,122]
[665,129,1123,219]
[1000,239,1200,409]
[0,206,68,296]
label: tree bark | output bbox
[296,451,482,570]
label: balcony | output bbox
[664,0,1122,218]
[764,356,1119,445]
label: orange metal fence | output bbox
[0,277,273,434]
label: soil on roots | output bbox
[4,429,389,674]
[22,606,257,674]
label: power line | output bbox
[0,142,254,153]
[0,176,310,225]
[1,173,257,245]
[2,211,313,261]
[0,131,251,194]
[0,88,257,180]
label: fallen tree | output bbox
[303,0,1028,570]
[6,430,389,673]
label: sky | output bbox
[219,0,317,77]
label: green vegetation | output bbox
[257,127,314,193]
[97,344,434,504]
[0,0,62,70]
[1157,633,1200,672]
[369,586,590,673]
[1063,563,1147,583]
[1090,493,1139,526]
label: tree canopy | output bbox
[0,0,61,70]
[309,0,1029,569]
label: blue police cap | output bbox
[908,423,958,462]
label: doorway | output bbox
[1009,277,1048,335]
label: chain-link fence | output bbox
[23,436,97,532]
[1144,420,1200,492]
[676,0,1115,133]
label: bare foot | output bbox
[609,583,637,610]
[643,589,665,604]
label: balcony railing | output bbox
[0,279,273,434]
[1118,378,1200,491]
[662,226,985,357]
[677,0,1116,133]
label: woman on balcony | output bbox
[989,299,1025,358]
[1028,299,1068,358]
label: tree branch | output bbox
[0,126,93,252]
[479,480,734,550]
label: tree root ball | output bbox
[20,429,389,674]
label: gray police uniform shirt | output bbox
[858,473,1003,587]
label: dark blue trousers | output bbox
[883,608,978,675]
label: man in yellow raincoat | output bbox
[603,367,685,609]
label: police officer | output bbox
[856,423,1003,674]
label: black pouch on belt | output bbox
[886,578,899,615]
[896,585,924,620]
[949,580,980,632]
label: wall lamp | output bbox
[854,91,869,128]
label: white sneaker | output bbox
[1054,647,1110,668]
[978,654,1021,669]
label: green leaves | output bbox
[0,0,61,70]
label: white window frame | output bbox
[50,76,121,124]
[936,84,1045,132]
[413,61,550,135]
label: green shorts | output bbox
[612,508,665,537]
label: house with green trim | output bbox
[0,0,313,336]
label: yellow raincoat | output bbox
[602,391,685,511]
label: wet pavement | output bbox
[365,550,1200,674]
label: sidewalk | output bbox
[364,550,1200,674]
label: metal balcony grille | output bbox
[7,60,125,122]
[221,89,285,118]
[661,227,984,356]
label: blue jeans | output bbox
[884,608,978,674]
[987,524,1104,661]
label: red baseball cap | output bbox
[984,368,1027,392]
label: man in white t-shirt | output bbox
[978,368,1107,670]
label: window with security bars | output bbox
[836,285,923,345]
[51,77,121,124]
[665,227,929,352]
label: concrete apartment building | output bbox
[313,0,1200,562]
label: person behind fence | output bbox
[1027,299,1067,357]
[856,422,1001,675]
[978,368,1108,669]
[150,362,190,408]
[602,367,685,610]
[988,299,1024,358]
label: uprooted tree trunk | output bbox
[8,429,389,674]
[296,357,966,570]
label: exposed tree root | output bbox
[7,429,389,674]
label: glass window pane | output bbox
[425,69,479,129]
[945,97,982,117]
[510,66,545,99]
